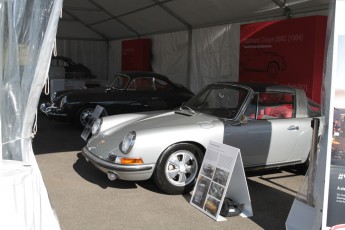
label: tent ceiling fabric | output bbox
[58,0,329,41]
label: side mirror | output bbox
[239,115,248,124]
[232,115,248,126]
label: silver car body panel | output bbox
[86,111,224,180]
[83,82,324,182]
[82,147,155,181]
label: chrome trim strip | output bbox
[82,147,153,172]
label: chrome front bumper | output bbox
[40,103,68,117]
[81,147,155,181]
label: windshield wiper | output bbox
[180,105,196,114]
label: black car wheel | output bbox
[154,143,203,195]
[76,106,94,128]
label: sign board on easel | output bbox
[81,105,107,141]
[323,1,345,228]
[190,141,253,221]
[287,1,345,229]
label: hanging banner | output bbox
[324,0,345,228]
[239,16,327,103]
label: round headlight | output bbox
[91,118,102,135]
[120,131,136,154]
[60,96,67,107]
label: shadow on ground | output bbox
[33,113,85,154]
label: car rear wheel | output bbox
[76,106,94,128]
[154,143,203,195]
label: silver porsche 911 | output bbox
[82,82,322,194]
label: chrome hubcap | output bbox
[165,150,198,187]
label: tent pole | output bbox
[187,28,192,89]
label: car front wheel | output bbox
[154,143,203,195]
[76,106,94,128]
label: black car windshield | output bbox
[183,84,250,119]
[109,74,130,90]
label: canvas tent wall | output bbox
[0,0,62,228]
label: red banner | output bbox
[239,16,327,103]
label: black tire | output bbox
[154,143,204,195]
[75,106,94,128]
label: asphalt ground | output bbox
[33,113,306,230]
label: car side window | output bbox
[154,78,173,91]
[110,74,130,90]
[243,94,258,119]
[257,92,295,119]
[127,77,154,91]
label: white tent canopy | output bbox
[58,0,329,41]
[54,0,330,93]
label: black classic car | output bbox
[40,72,194,127]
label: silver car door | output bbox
[265,118,301,164]
[284,117,313,162]
[224,119,300,167]
[224,120,274,167]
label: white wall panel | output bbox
[190,24,240,93]
[56,40,108,81]
[148,30,189,86]
[108,40,123,80]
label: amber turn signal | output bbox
[120,157,144,165]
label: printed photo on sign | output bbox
[204,196,221,217]
[191,176,211,209]
[208,181,225,200]
[331,35,345,167]
[201,164,216,179]
[213,168,230,186]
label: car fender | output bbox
[131,120,224,164]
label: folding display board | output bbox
[190,141,252,221]
[81,105,108,141]
[323,1,345,228]
[287,2,345,229]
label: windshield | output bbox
[109,74,130,90]
[184,84,250,119]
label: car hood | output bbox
[86,110,224,160]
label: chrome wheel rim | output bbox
[165,150,198,187]
[80,108,94,127]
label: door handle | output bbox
[288,125,299,130]
[151,97,159,100]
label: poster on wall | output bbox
[239,16,327,103]
[325,2,345,227]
